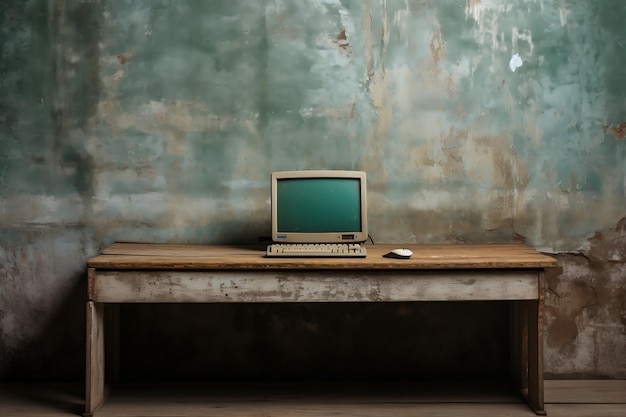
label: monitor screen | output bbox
[271,170,368,243]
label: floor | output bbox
[1,380,625,417]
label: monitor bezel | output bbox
[270,170,368,243]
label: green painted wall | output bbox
[1,0,625,380]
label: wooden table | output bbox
[85,242,557,416]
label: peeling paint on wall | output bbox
[604,122,626,140]
[1,0,625,380]
[545,217,626,378]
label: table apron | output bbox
[88,269,541,303]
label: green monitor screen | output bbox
[271,170,368,243]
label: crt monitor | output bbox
[270,170,368,243]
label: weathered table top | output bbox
[88,242,557,270]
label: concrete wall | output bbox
[1,0,624,381]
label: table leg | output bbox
[85,301,105,417]
[525,272,545,415]
[510,301,528,390]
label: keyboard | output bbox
[266,243,367,258]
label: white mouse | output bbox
[383,248,413,259]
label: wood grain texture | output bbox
[544,379,626,403]
[90,380,532,417]
[95,401,537,417]
[89,243,557,270]
[525,297,545,415]
[85,301,105,416]
[544,404,626,417]
[1,381,624,417]
[89,270,540,303]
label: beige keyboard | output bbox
[266,243,367,258]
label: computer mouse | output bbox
[383,248,413,259]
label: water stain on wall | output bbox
[1,0,625,381]
[545,217,626,378]
[547,315,578,353]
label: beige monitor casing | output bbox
[270,170,368,243]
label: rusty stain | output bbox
[334,27,349,50]
[603,122,626,139]
[445,74,456,95]
[117,54,129,65]
[430,28,445,67]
